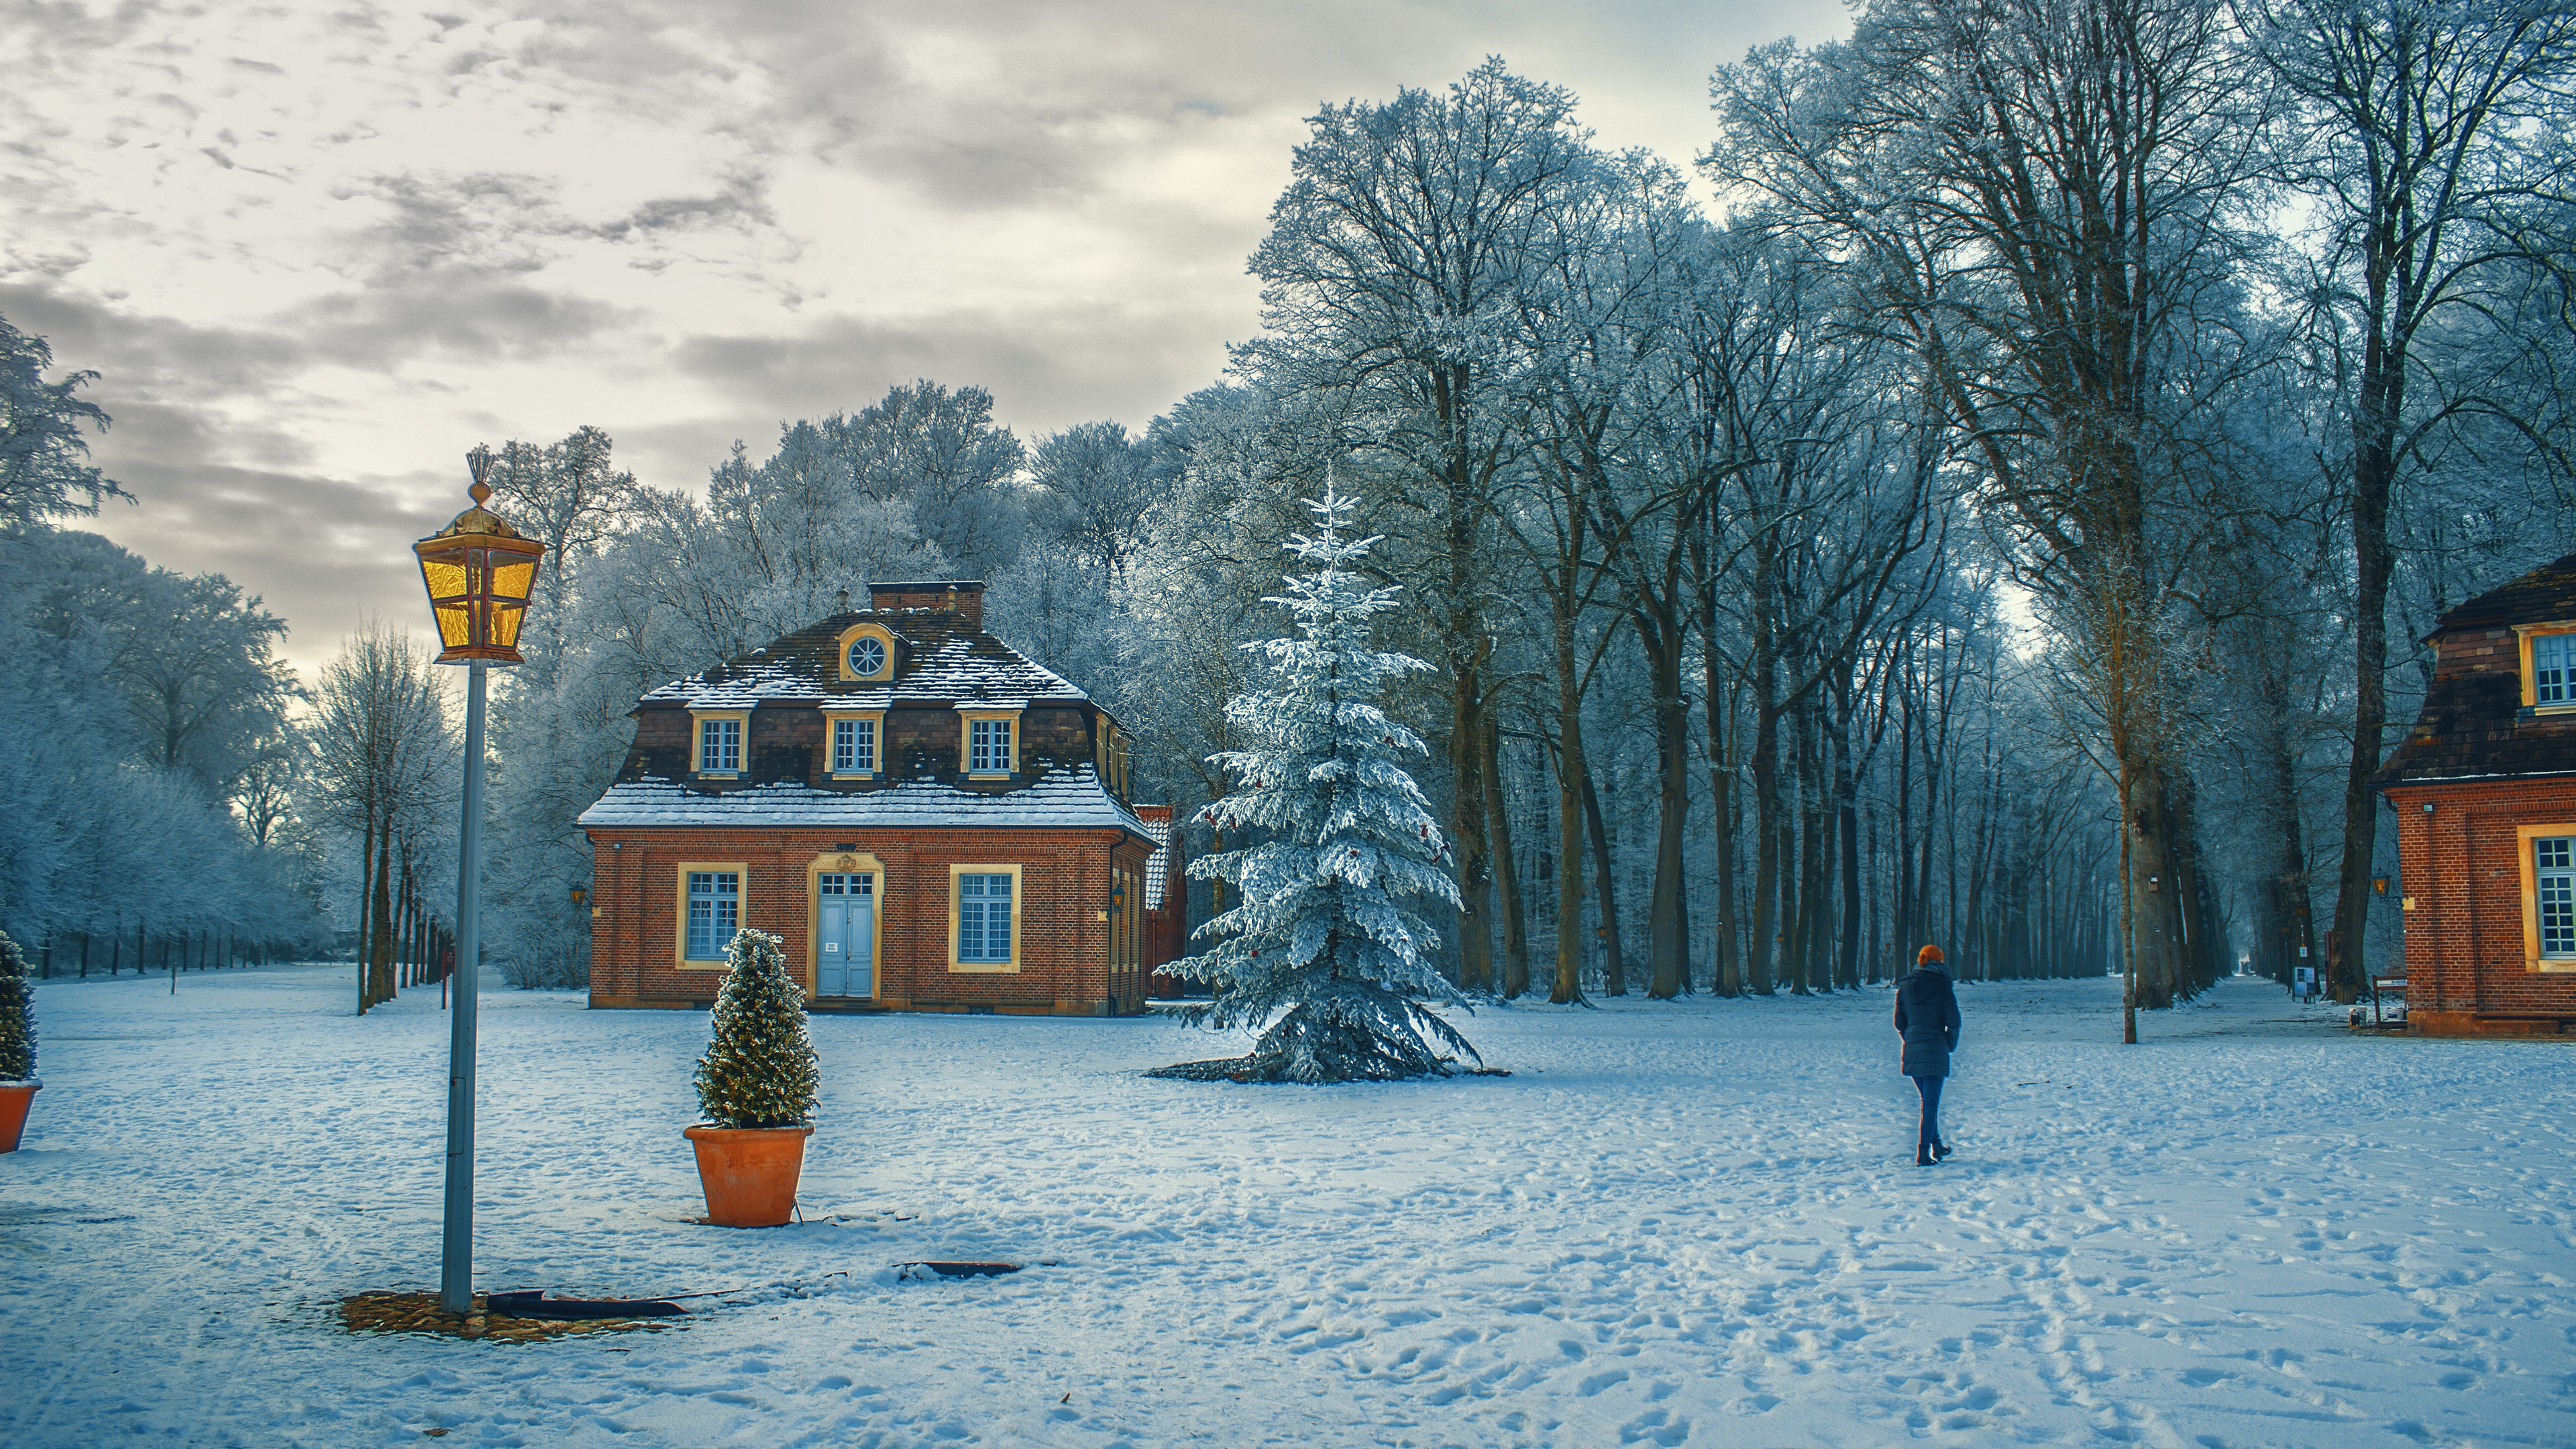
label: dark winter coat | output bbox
[1894,968,1962,1079]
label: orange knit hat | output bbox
[1917,945,1944,964]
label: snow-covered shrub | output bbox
[691,929,818,1128]
[0,929,34,1083]
[1150,487,1474,1083]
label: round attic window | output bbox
[847,636,888,678]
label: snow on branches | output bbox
[692,928,818,1128]
[1150,486,1475,1083]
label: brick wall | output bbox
[2386,775,2576,1035]
[584,825,1153,1016]
[2432,623,2518,682]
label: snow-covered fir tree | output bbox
[1152,486,1474,1083]
[692,929,818,1128]
[0,930,34,1083]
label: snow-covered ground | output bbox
[3,967,2569,1448]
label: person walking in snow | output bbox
[1895,945,1962,1167]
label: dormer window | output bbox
[972,718,1011,772]
[837,623,898,684]
[2534,631,2573,708]
[824,709,883,778]
[836,718,875,772]
[691,710,749,777]
[961,710,1019,778]
[701,719,739,772]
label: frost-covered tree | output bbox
[0,313,129,529]
[0,930,32,1082]
[1152,488,1475,1083]
[692,929,819,1128]
[0,523,328,965]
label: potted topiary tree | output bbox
[0,930,38,1152]
[682,928,819,1226]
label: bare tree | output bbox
[1716,0,2276,1030]
[311,621,454,1014]
[2251,0,2576,1000]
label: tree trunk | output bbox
[1581,766,1627,996]
[1701,599,1741,997]
[369,822,396,1010]
[1485,716,1530,1000]
[1642,614,1691,999]
[2327,460,2393,1003]
[1551,647,1590,1004]
[1748,686,1783,996]
[1451,658,1494,993]
[1836,680,1862,991]
[1893,692,1915,969]
[2126,768,2189,1011]
[357,799,376,1015]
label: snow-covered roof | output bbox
[1140,811,1173,910]
[578,763,1153,836]
[636,608,1087,711]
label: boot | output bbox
[1933,1140,1953,1161]
[1915,1146,1936,1167]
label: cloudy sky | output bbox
[5,0,1847,682]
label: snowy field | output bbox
[3,967,2571,1448]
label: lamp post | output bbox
[414,445,544,1317]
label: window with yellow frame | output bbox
[824,709,883,777]
[676,861,748,970]
[961,710,1019,777]
[837,623,898,684]
[690,710,749,777]
[948,862,1022,972]
[2517,623,2576,711]
[2514,822,2576,972]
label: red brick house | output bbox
[579,580,1174,1015]
[2377,551,2576,1036]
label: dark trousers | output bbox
[1911,1075,1944,1152]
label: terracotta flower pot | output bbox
[682,1124,813,1227]
[0,1082,39,1154]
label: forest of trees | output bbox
[3,0,2568,1029]
[0,321,331,973]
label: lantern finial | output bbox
[466,443,495,505]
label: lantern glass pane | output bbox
[421,557,470,602]
[434,604,474,647]
[489,559,538,605]
[488,603,527,649]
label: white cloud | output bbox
[3,0,1848,684]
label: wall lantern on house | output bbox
[412,443,546,1317]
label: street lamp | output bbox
[414,445,543,1317]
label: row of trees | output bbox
[6,2,2565,1028]
[0,317,333,971]
[467,5,2572,1021]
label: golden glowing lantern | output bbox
[413,445,545,665]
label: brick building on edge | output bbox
[578,581,1183,1015]
[2377,550,2576,1036]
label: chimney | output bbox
[835,587,850,614]
[867,580,984,631]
